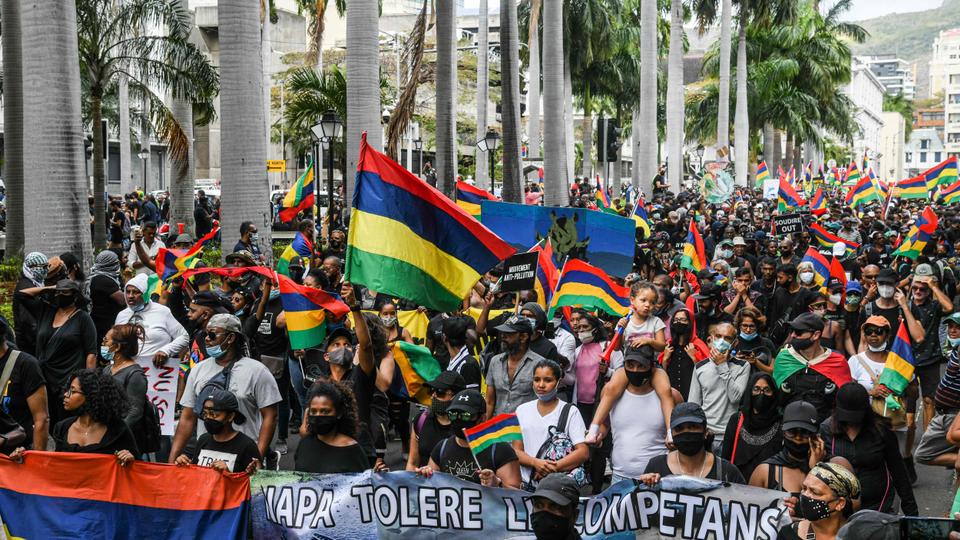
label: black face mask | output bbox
[203,418,227,435]
[790,337,816,351]
[56,295,75,309]
[450,419,475,437]
[783,437,810,460]
[308,415,338,435]
[531,511,572,540]
[430,399,451,417]
[670,322,690,336]
[797,494,836,521]
[626,369,651,387]
[672,431,707,456]
[751,393,775,413]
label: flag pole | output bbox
[461,428,485,471]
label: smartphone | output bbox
[900,517,960,539]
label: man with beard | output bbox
[484,316,544,417]
[767,264,818,347]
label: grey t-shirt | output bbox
[180,356,283,443]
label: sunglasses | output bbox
[205,331,226,341]
[809,303,827,310]
[446,410,476,422]
[863,327,888,337]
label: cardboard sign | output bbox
[498,251,539,293]
[772,213,804,237]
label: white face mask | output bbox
[829,294,842,305]
[578,331,594,344]
[800,272,815,284]
[868,343,887,353]
[878,285,895,299]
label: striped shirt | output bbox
[935,347,960,411]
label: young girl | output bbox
[584,281,675,444]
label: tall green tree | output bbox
[884,92,914,143]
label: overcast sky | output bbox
[462,0,944,22]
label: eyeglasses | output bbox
[863,327,888,337]
[65,387,84,397]
[751,386,774,396]
[446,410,476,422]
[206,331,226,341]
[432,389,455,400]
[809,303,827,310]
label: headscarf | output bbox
[740,372,781,431]
[22,252,48,287]
[86,250,121,302]
[126,273,150,297]
[811,461,861,501]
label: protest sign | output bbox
[251,471,790,539]
[138,361,177,436]
[499,251,539,293]
[0,451,250,540]
[772,213,804,237]
[480,201,635,277]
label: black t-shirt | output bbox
[643,453,746,484]
[427,314,477,366]
[192,432,262,473]
[842,307,865,352]
[109,210,125,243]
[413,411,452,467]
[254,296,287,357]
[429,436,518,485]
[90,275,122,343]
[910,299,945,366]
[0,348,45,447]
[52,417,139,456]
[35,309,98,391]
[294,436,370,473]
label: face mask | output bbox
[131,301,148,313]
[799,272,815,285]
[308,415,338,435]
[846,295,861,306]
[203,418,227,435]
[949,336,960,347]
[673,431,707,456]
[752,393,774,412]
[450,419,476,437]
[867,343,887,353]
[536,387,558,402]
[531,511,571,539]
[430,398,451,417]
[250,233,260,243]
[578,331,594,344]
[524,316,539,332]
[797,494,836,522]
[829,294,842,305]
[878,285,895,299]
[783,437,810,459]
[712,338,732,354]
[205,344,226,360]
[328,347,354,366]
[234,309,246,317]
[380,316,397,327]
[56,295,75,309]
[811,308,826,317]
[626,369,651,387]
[100,346,114,362]
[790,337,816,351]
[671,322,690,336]
[719,249,733,259]
[739,331,757,341]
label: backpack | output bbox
[196,360,237,408]
[522,403,588,491]
[112,365,161,455]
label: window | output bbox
[950,94,960,104]
[906,152,913,162]
[937,152,943,162]
[949,113,960,124]
[951,74,960,85]
[921,139,930,149]
[921,152,928,162]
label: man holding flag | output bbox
[906,263,954,434]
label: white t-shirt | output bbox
[848,353,885,392]
[610,386,666,478]
[516,399,586,483]
[623,316,666,347]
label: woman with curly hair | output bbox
[294,380,377,473]
[102,324,150,453]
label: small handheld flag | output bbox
[548,259,631,318]
[462,413,522,456]
[680,220,707,272]
[277,273,350,349]
[280,160,316,222]
[923,156,959,190]
[800,247,830,287]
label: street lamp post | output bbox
[139,149,150,192]
[695,144,705,172]
[476,128,500,189]
[414,137,423,179]
[311,109,343,227]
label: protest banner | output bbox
[0,451,251,540]
[251,470,790,539]
[480,201,636,277]
[139,360,177,436]
[772,213,804,237]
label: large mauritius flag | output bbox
[345,133,516,312]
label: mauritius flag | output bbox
[463,413,522,455]
[808,187,827,216]
[548,259,631,318]
[895,175,928,200]
[0,451,250,539]
[631,198,652,239]
[389,341,442,405]
[279,159,315,222]
[893,206,938,259]
[937,179,960,205]
[843,162,861,187]
[276,231,313,277]
[755,161,771,189]
[345,133,515,312]
[772,347,852,389]
[846,175,882,209]
[595,184,611,209]
[801,247,830,287]
[680,220,707,272]
[923,156,959,190]
[155,227,218,283]
[878,322,915,396]
[455,180,498,218]
[777,177,806,212]
[277,273,350,349]
[810,223,859,257]
[530,239,559,310]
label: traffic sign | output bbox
[267,160,286,173]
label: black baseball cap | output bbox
[834,383,870,424]
[788,312,825,333]
[876,268,898,285]
[441,317,469,341]
[446,389,486,416]
[531,473,580,507]
[493,314,534,335]
[425,371,466,393]
[623,345,655,368]
[782,400,818,433]
[323,327,354,352]
[693,282,723,299]
[670,402,707,430]
[198,388,247,425]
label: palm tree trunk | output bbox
[499,0,523,202]
[666,0,684,192]
[564,54,575,189]
[582,103,593,179]
[784,131,794,174]
[637,0,658,194]
[734,23,748,186]
[21,0,93,264]
[716,0,732,150]
[543,0,566,206]
[346,0,382,205]
[141,98,152,192]
[92,93,108,250]
[3,0,24,258]
[475,0,490,189]
[435,0,457,197]
[773,129,782,171]
[262,4,273,165]
[631,108,640,189]
[119,75,133,195]
[220,0,271,257]
[763,122,774,169]
[793,141,802,173]
[526,0,541,161]
[170,0,196,233]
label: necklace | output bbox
[673,451,708,477]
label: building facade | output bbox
[930,28,960,99]
[945,61,960,159]
[842,57,886,164]
[863,55,916,99]
[879,111,905,181]
[904,128,946,177]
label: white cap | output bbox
[832,242,847,257]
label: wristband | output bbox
[350,304,361,312]
[588,424,600,437]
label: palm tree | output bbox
[385,0,431,161]
[665,0,684,191]
[20,0,93,263]
[169,0,198,233]
[2,0,24,258]
[476,0,491,188]
[637,0,658,194]
[526,0,542,162]
[884,92,914,142]
[219,0,271,257]
[119,76,133,194]
[543,0,567,205]
[733,19,748,185]
[435,0,457,196]
[77,0,218,250]
[500,0,524,202]
[296,0,347,70]
[346,0,382,204]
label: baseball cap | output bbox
[494,314,534,334]
[732,236,746,246]
[531,473,581,507]
[323,327,354,351]
[225,250,256,266]
[945,312,960,326]
[623,345,655,368]
[425,370,467,393]
[834,383,870,424]
[782,400,819,433]
[693,282,723,299]
[913,263,935,284]
[207,313,242,334]
[446,389,486,416]
[876,268,898,285]
[197,388,247,424]
[172,233,195,245]
[836,510,900,540]
[54,279,82,295]
[788,312,825,333]
[845,280,863,294]
[862,315,891,330]
[670,402,707,430]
